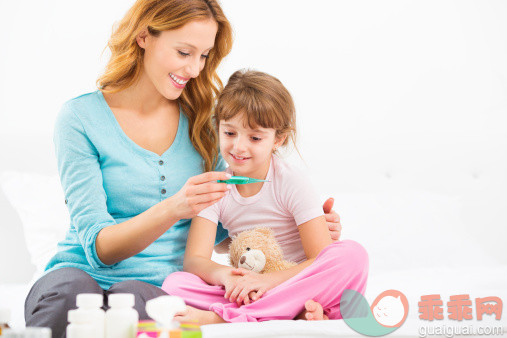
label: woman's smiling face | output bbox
[219,114,285,178]
[137,18,218,100]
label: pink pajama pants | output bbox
[161,240,369,322]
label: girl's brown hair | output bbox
[97,0,233,172]
[214,69,297,153]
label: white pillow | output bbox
[330,191,497,272]
[0,171,69,277]
[0,171,231,277]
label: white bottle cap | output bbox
[22,327,52,338]
[68,310,91,324]
[108,293,135,308]
[1,329,20,338]
[0,308,11,323]
[76,293,103,308]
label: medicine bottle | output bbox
[66,310,93,338]
[3,327,51,338]
[75,293,105,338]
[105,293,139,338]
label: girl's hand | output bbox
[226,268,279,306]
[169,171,231,220]
[221,272,243,300]
[323,197,342,242]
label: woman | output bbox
[24,1,342,336]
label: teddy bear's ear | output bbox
[255,227,274,236]
[228,235,237,247]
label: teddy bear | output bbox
[228,227,297,273]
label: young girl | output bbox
[162,70,369,323]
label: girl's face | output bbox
[219,114,286,178]
[137,19,218,100]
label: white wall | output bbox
[1,0,507,282]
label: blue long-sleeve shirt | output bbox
[45,90,228,289]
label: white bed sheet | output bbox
[203,265,507,337]
[3,265,506,337]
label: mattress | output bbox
[3,265,506,337]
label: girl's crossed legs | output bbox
[162,240,369,323]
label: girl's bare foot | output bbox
[174,305,226,325]
[296,300,329,320]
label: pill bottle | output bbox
[76,293,105,338]
[105,293,139,338]
[66,310,93,338]
[20,327,51,338]
[2,327,51,338]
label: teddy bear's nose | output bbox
[240,255,246,264]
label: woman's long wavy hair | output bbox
[97,0,233,172]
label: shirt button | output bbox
[161,189,166,194]
[158,160,164,165]
[65,199,68,205]
[160,176,165,181]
